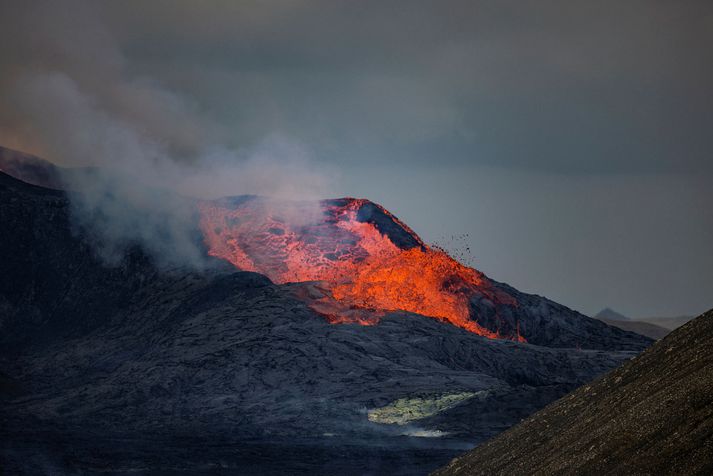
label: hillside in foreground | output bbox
[434,308,713,476]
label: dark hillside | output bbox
[434,309,713,476]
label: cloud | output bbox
[94,0,713,174]
[3,1,713,174]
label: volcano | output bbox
[0,147,652,475]
[199,195,518,339]
[197,193,645,350]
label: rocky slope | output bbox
[433,309,713,476]
[0,167,652,475]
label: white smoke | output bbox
[0,0,335,268]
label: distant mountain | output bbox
[596,318,670,340]
[0,146,63,189]
[594,307,630,321]
[0,145,95,191]
[640,315,695,331]
[592,305,695,338]
[592,308,670,340]
[433,308,713,476]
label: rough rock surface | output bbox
[433,309,713,476]
[0,169,652,474]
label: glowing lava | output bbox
[198,196,521,340]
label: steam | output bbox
[0,0,334,268]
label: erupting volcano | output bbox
[199,196,522,340]
[0,160,655,475]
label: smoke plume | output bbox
[0,0,333,268]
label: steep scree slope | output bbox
[434,309,713,476]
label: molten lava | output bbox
[199,196,521,340]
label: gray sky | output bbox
[1,0,711,317]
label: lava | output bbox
[198,196,521,340]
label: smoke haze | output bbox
[0,0,334,267]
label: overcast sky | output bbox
[1,0,711,317]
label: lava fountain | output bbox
[198,196,522,340]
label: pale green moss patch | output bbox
[367,392,480,425]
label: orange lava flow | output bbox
[198,197,520,340]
